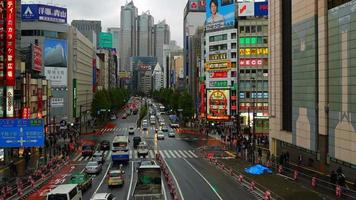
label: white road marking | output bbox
[188,150,198,158]
[149,150,155,158]
[73,153,81,161]
[183,158,223,200]
[133,150,138,159]
[129,150,133,159]
[178,150,187,158]
[93,162,112,195]
[127,162,134,200]
[160,151,166,159]
[172,150,180,158]
[78,156,84,162]
[168,150,176,158]
[161,156,184,200]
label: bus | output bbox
[111,136,130,163]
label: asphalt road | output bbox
[52,100,256,200]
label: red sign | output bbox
[32,45,42,72]
[5,0,16,86]
[200,83,205,115]
[0,0,5,82]
[210,71,227,78]
[209,90,227,115]
[22,107,30,119]
[37,88,43,118]
[239,59,264,67]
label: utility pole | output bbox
[252,78,256,164]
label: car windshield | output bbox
[109,171,122,177]
[47,194,68,200]
[87,162,98,166]
[83,146,93,150]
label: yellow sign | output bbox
[209,53,227,61]
[205,60,232,71]
[119,71,130,78]
[240,48,269,56]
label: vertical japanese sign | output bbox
[32,44,42,72]
[6,86,13,117]
[37,88,42,118]
[0,0,5,82]
[5,0,15,86]
[22,107,29,119]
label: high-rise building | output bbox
[71,20,102,47]
[154,20,170,69]
[130,56,157,95]
[137,12,154,57]
[269,0,356,175]
[153,63,164,91]
[107,27,120,52]
[120,1,138,72]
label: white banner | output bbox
[6,87,14,117]
[51,97,64,108]
[45,67,67,87]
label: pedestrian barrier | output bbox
[238,175,244,183]
[250,181,256,191]
[311,177,316,188]
[278,165,283,174]
[264,190,272,200]
[293,170,298,180]
[336,185,342,198]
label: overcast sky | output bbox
[22,0,188,47]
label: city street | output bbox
[30,103,257,200]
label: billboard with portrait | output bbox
[43,38,67,87]
[206,89,230,120]
[205,0,235,31]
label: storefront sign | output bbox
[6,86,14,117]
[50,98,64,108]
[32,44,42,72]
[238,2,254,17]
[240,48,269,56]
[22,107,30,119]
[254,2,268,16]
[5,0,16,86]
[37,88,42,118]
[209,81,228,88]
[209,53,227,61]
[0,87,3,117]
[209,71,228,78]
[21,4,67,23]
[0,0,4,81]
[207,90,230,120]
[239,58,264,66]
[45,67,67,87]
[205,61,231,71]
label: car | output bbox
[128,127,135,135]
[133,136,142,149]
[168,131,175,138]
[100,140,110,151]
[85,161,102,174]
[170,123,180,128]
[161,127,169,133]
[82,144,95,157]
[157,131,165,140]
[122,114,127,119]
[90,193,116,200]
[92,151,105,164]
[137,141,149,157]
[160,121,165,126]
[69,172,92,191]
[107,169,125,187]
[142,123,148,131]
[47,184,82,200]
[110,115,116,120]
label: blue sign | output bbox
[205,0,235,31]
[254,2,268,16]
[0,119,45,148]
[21,4,67,23]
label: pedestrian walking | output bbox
[298,154,303,165]
[353,178,356,191]
[330,170,337,188]
[9,160,17,177]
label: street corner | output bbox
[104,122,117,129]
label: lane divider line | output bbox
[161,156,185,200]
[127,162,134,200]
[183,158,223,200]
[93,162,112,195]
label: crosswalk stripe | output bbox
[149,150,154,158]
[168,150,176,158]
[133,150,138,159]
[163,150,171,158]
[160,151,166,159]
[129,150,133,159]
[178,150,187,158]
[188,150,198,158]
[78,156,84,162]
[172,150,181,158]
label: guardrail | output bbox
[0,156,70,200]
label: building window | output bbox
[231,52,237,58]
[231,71,237,77]
[240,26,245,33]
[231,32,237,39]
[257,25,262,33]
[251,26,256,33]
[209,34,227,42]
[231,43,237,49]
[245,26,250,33]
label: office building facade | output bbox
[71,20,102,47]
[154,20,170,70]
[137,12,154,57]
[269,0,356,175]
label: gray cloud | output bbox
[22,0,188,47]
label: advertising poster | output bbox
[0,0,4,81]
[5,0,16,86]
[44,38,67,87]
[207,89,230,120]
[6,86,14,117]
[32,44,43,72]
[205,60,231,71]
[21,4,67,23]
[99,32,113,48]
[205,0,235,31]
[254,2,268,16]
[238,2,254,17]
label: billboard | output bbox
[0,119,45,148]
[254,2,268,16]
[205,60,231,71]
[207,89,230,120]
[238,2,254,17]
[239,48,268,56]
[44,38,67,87]
[6,87,14,117]
[99,32,113,48]
[21,4,67,23]
[205,0,235,31]
[209,71,228,78]
[0,0,4,81]
[189,0,206,11]
[32,44,43,72]
[5,0,16,86]
[51,97,64,108]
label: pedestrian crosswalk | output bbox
[73,149,199,162]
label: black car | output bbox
[133,136,141,149]
[100,140,110,151]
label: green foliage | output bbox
[152,88,193,120]
[91,88,129,118]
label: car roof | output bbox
[92,193,111,199]
[87,161,98,164]
[48,184,78,194]
[109,170,123,173]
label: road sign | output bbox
[0,119,45,148]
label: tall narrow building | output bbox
[137,12,154,57]
[71,20,102,47]
[154,20,170,70]
[120,1,138,72]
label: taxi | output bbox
[107,167,125,187]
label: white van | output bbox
[47,184,82,200]
[137,141,149,157]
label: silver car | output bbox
[157,131,165,140]
[85,161,102,174]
